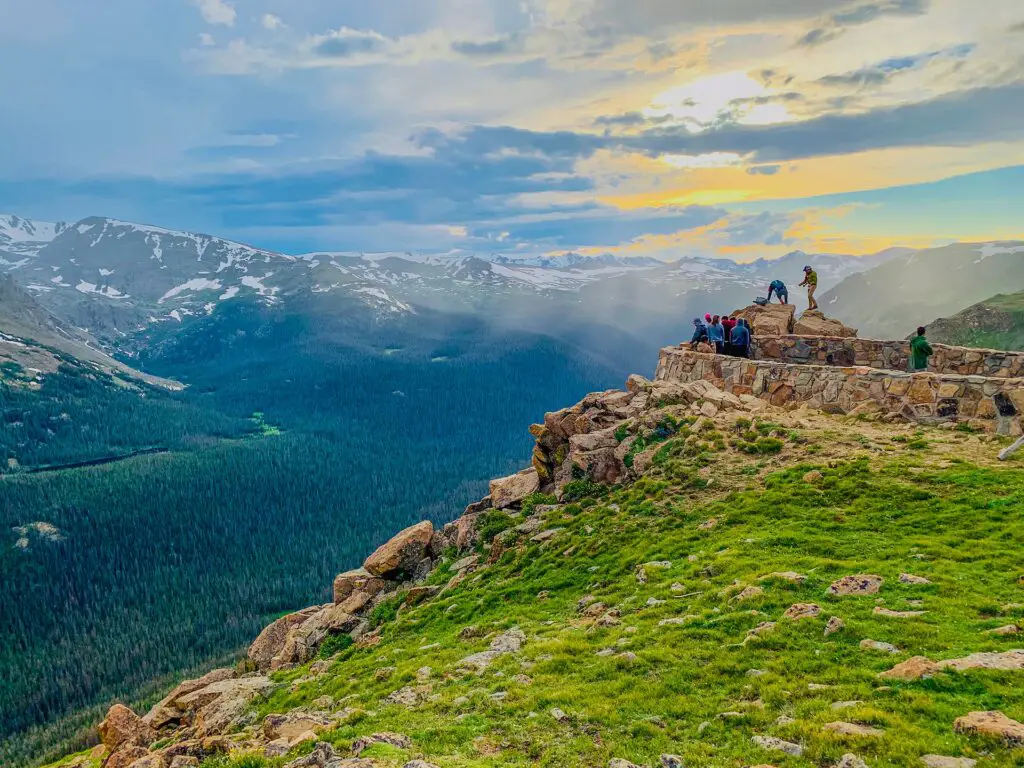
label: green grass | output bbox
[222,427,1024,768]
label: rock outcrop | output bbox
[793,310,858,338]
[733,303,795,336]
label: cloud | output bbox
[747,164,783,175]
[817,44,976,87]
[798,0,929,47]
[450,34,524,58]
[311,27,390,58]
[192,0,235,27]
[198,32,216,47]
[261,14,285,31]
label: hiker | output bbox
[767,279,788,304]
[689,318,708,349]
[722,315,737,355]
[708,315,725,354]
[704,313,713,324]
[730,318,751,358]
[910,326,934,372]
[798,266,819,310]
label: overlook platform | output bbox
[657,338,1024,435]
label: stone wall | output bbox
[656,347,1024,435]
[751,336,1024,379]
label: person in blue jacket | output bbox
[689,318,708,349]
[730,318,751,358]
[767,279,788,304]
[707,315,725,354]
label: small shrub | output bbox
[477,511,516,544]
[317,633,354,659]
[521,492,557,516]
[369,595,403,629]
[561,477,606,502]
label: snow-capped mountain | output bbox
[0,211,908,352]
[0,214,70,263]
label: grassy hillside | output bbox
[52,405,1024,768]
[927,291,1024,351]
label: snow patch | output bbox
[76,281,127,299]
[160,278,223,303]
[241,274,278,297]
[219,286,240,301]
[99,268,114,276]
[977,243,1024,262]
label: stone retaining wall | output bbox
[656,347,1024,435]
[751,336,1024,378]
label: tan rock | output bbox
[264,712,336,742]
[827,574,883,596]
[920,757,976,768]
[783,603,821,620]
[144,668,237,729]
[878,656,941,680]
[489,468,541,509]
[987,624,1021,635]
[734,585,764,602]
[824,721,884,737]
[793,311,857,338]
[168,758,199,768]
[733,303,796,337]
[364,520,434,577]
[333,568,386,604]
[873,607,926,618]
[105,746,150,768]
[953,710,1024,744]
[803,470,824,483]
[760,571,808,584]
[99,705,155,752]
[248,606,319,671]
[824,616,845,636]
[899,573,932,585]
[937,650,1024,672]
[860,639,900,653]
[126,754,166,768]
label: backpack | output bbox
[753,297,769,306]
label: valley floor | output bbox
[52,404,1024,768]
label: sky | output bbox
[0,0,1022,259]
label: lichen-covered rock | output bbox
[793,310,857,338]
[733,303,796,337]
[953,710,1024,744]
[99,704,155,753]
[878,656,941,680]
[827,575,883,596]
[364,520,434,578]
[144,668,236,729]
[489,468,541,509]
[248,606,320,671]
[333,568,386,604]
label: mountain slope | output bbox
[821,242,1024,339]
[41,375,1024,768]
[926,291,1024,351]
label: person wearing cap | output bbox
[798,266,819,310]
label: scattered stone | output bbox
[282,742,341,768]
[659,616,698,627]
[938,649,1024,672]
[879,656,941,680]
[660,756,684,768]
[808,683,835,690]
[751,734,803,756]
[550,707,570,723]
[670,583,686,592]
[404,762,442,768]
[374,666,396,680]
[646,597,666,607]
[698,518,719,531]
[458,626,483,640]
[803,470,824,484]
[644,561,672,569]
[899,573,932,585]
[531,528,564,543]
[921,756,977,768]
[873,607,926,619]
[263,712,337,742]
[832,701,863,710]
[760,571,808,584]
[824,722,885,738]
[416,666,432,682]
[860,639,900,654]
[747,668,767,677]
[363,520,434,578]
[332,567,386,604]
[169,758,200,768]
[98,704,155,752]
[734,585,765,602]
[745,621,777,641]
[836,754,869,768]
[513,674,533,685]
[618,652,638,662]
[828,575,883,597]
[490,691,507,700]
[824,616,846,636]
[386,687,423,708]
[987,624,1021,635]
[609,760,642,768]
[953,710,1024,744]
[784,603,821,620]
[775,715,796,726]
[105,746,150,768]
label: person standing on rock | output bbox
[910,326,934,372]
[799,266,819,310]
[708,315,725,354]
[767,279,788,305]
[730,318,751,358]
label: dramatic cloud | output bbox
[261,14,285,31]
[192,0,235,27]
[798,0,929,47]
[312,28,390,58]
[817,44,975,88]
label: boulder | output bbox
[879,656,941,680]
[937,649,1024,672]
[489,468,541,509]
[333,568,386,604]
[248,606,320,671]
[105,746,150,768]
[733,303,796,337]
[793,310,857,338]
[98,705,155,753]
[827,575,883,596]
[364,520,434,578]
[953,710,1024,744]
[263,712,337,742]
[175,676,275,737]
[144,668,237,729]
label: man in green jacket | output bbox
[910,326,934,371]
[799,266,819,310]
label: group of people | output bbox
[689,313,752,358]
[766,265,819,311]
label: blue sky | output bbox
[0,0,1022,258]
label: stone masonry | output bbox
[752,336,1024,378]
[656,347,1024,435]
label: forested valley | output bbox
[0,299,627,767]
